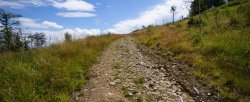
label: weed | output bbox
[122,87,131,97]
[134,77,145,86]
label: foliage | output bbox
[64,32,72,42]
[190,0,225,16]
[28,32,46,48]
[0,9,49,52]
[134,77,145,86]
[0,8,23,51]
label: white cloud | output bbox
[42,21,64,29]
[20,0,48,7]
[0,0,95,12]
[107,0,192,34]
[63,28,101,36]
[56,12,96,18]
[0,0,25,9]
[27,28,101,43]
[0,0,51,8]
[0,0,97,18]
[18,17,64,29]
[51,0,95,11]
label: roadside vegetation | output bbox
[0,7,122,102]
[133,0,250,101]
[0,34,121,102]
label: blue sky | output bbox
[0,0,191,40]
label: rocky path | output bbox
[72,37,195,102]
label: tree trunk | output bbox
[173,13,175,23]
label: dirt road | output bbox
[72,37,194,102]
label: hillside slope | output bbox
[133,0,250,101]
[0,35,121,102]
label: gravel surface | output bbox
[72,37,195,102]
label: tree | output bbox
[170,5,177,23]
[13,28,24,50]
[0,8,22,51]
[0,31,4,51]
[29,33,46,48]
[190,0,225,16]
[64,32,72,42]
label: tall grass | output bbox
[133,0,250,101]
[0,35,121,102]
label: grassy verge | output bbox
[0,34,121,102]
[133,1,250,101]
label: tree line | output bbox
[0,8,73,52]
[0,9,48,52]
[190,0,226,16]
[169,0,227,24]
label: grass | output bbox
[122,86,131,97]
[134,77,145,87]
[0,34,121,102]
[133,0,250,101]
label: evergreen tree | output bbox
[64,32,72,42]
[0,8,22,51]
[13,28,24,50]
[0,31,4,51]
[190,0,225,16]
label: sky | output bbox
[0,0,192,41]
